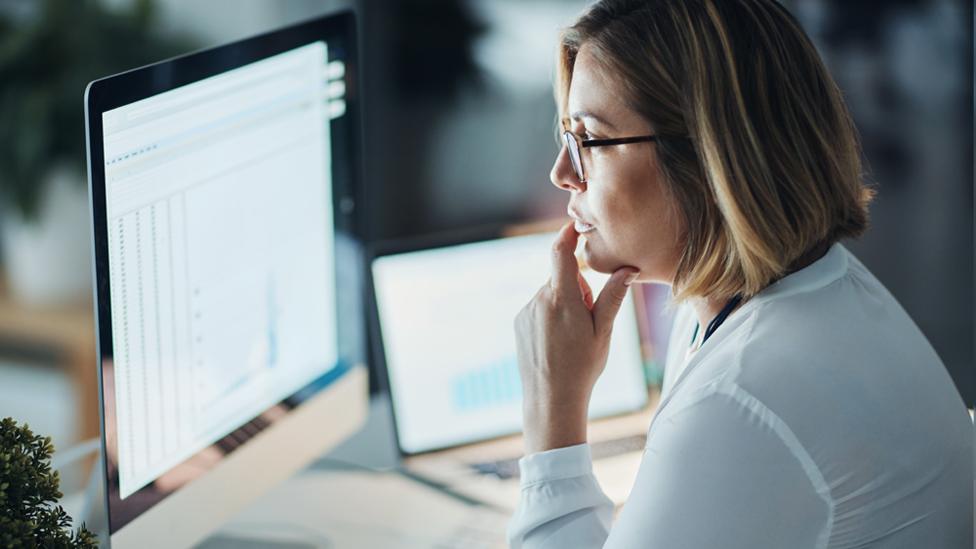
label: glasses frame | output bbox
[562,130,658,183]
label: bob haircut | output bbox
[557,0,875,301]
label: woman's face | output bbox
[553,45,685,284]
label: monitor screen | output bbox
[372,232,649,455]
[87,12,364,535]
[102,40,341,500]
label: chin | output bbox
[581,237,623,274]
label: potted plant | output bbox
[0,0,193,306]
[0,417,98,547]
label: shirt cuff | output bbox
[518,443,594,486]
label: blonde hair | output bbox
[557,0,875,301]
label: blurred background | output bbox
[0,0,971,495]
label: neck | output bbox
[690,295,742,349]
[690,240,832,341]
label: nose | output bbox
[550,145,585,193]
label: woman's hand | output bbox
[515,223,639,454]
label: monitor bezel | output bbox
[85,10,364,534]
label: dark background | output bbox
[1,0,972,408]
[363,0,975,406]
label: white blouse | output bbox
[508,243,973,548]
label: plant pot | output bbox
[2,166,92,307]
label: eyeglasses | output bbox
[562,130,658,183]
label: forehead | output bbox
[566,45,632,129]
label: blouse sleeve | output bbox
[506,443,615,548]
[509,388,831,548]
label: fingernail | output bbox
[624,270,640,286]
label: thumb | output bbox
[593,267,640,334]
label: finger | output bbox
[549,222,581,297]
[593,267,640,334]
[578,272,594,310]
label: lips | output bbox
[568,208,596,233]
[574,220,596,233]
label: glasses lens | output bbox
[563,131,584,181]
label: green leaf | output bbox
[0,417,99,546]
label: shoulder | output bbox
[661,242,959,454]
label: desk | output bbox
[203,395,511,548]
[206,466,509,548]
[204,391,659,547]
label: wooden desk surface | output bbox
[0,281,99,442]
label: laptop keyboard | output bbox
[469,433,647,480]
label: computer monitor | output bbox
[85,11,367,548]
[371,232,649,455]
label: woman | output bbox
[509,1,973,547]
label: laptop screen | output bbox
[372,232,649,455]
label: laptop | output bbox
[369,229,659,510]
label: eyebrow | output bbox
[569,110,618,131]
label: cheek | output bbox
[592,169,654,241]
[587,159,639,223]
[592,190,635,236]
[586,165,681,274]
[581,179,650,268]
[605,195,652,253]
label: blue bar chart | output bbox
[450,357,522,412]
